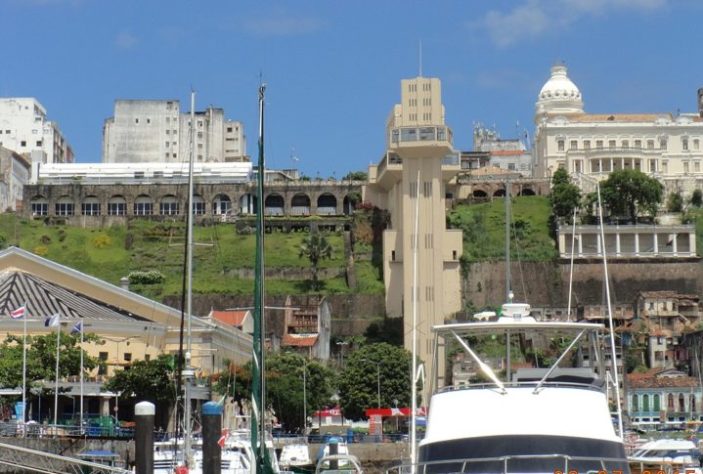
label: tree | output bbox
[338,343,415,421]
[691,189,703,208]
[600,169,663,222]
[549,169,581,222]
[341,171,368,182]
[105,354,176,403]
[363,318,403,346]
[299,231,332,290]
[666,192,684,213]
[212,352,336,432]
[0,332,98,399]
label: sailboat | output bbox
[388,184,631,474]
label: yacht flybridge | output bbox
[409,302,630,474]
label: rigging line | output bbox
[510,205,528,304]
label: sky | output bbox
[1,0,702,179]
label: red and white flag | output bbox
[217,428,229,448]
[10,305,26,320]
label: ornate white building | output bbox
[0,98,74,164]
[102,99,247,164]
[534,64,703,198]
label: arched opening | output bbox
[317,193,337,215]
[472,190,488,198]
[55,196,74,216]
[265,194,284,216]
[134,195,153,216]
[493,189,506,197]
[519,188,536,196]
[239,194,256,215]
[212,194,232,215]
[632,395,639,412]
[192,194,205,215]
[30,196,48,216]
[642,394,650,412]
[679,394,686,412]
[691,394,696,413]
[668,394,675,411]
[108,195,127,216]
[291,193,311,216]
[81,196,101,216]
[653,394,660,411]
[160,195,179,215]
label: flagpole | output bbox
[53,313,60,428]
[79,317,84,435]
[21,302,27,429]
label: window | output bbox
[166,130,170,135]
[622,140,629,149]
[584,140,591,150]
[609,140,616,149]
[695,139,700,150]
[557,140,564,151]
[649,159,657,172]
[108,201,126,216]
[683,137,689,151]
[570,140,577,150]
[145,354,151,361]
[635,140,642,148]
[134,198,153,216]
[647,139,655,149]
[684,162,689,174]
[160,199,179,215]
[227,127,233,132]
[660,138,668,149]
[695,162,700,173]
[98,352,108,375]
[20,140,26,147]
[124,353,132,362]
[81,201,100,216]
[55,201,74,216]
[596,140,603,149]
[31,201,48,216]
[654,394,660,411]
[643,394,650,412]
[36,140,42,146]
[135,118,139,124]
[146,118,151,124]
[165,141,170,147]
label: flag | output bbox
[71,321,83,335]
[10,305,26,320]
[218,428,229,448]
[44,313,60,328]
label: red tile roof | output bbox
[282,334,318,347]
[211,310,248,327]
[627,369,699,389]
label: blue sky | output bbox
[1,0,701,178]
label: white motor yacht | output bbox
[629,438,702,474]
[403,302,631,474]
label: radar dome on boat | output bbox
[498,303,536,322]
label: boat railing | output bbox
[436,379,606,394]
[386,453,627,474]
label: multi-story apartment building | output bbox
[0,98,74,164]
[102,99,247,164]
[365,76,463,386]
[0,146,31,212]
[473,123,533,177]
[534,64,703,198]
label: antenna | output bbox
[418,40,423,77]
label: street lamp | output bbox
[362,359,381,408]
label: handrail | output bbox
[0,440,130,474]
[386,453,626,474]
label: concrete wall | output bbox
[462,259,703,310]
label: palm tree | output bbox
[299,231,332,290]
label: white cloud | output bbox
[472,0,668,48]
[114,31,138,50]
[243,15,325,37]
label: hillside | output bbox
[448,196,557,264]
[0,214,385,300]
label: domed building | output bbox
[533,63,703,202]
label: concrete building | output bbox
[473,123,533,177]
[365,76,463,385]
[0,146,31,212]
[534,64,703,200]
[102,100,247,164]
[0,98,74,164]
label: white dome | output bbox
[536,64,584,116]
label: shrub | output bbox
[40,235,51,245]
[128,270,166,285]
[57,229,67,242]
[33,245,49,256]
[92,233,112,249]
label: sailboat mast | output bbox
[505,179,511,301]
[183,89,196,466]
[253,83,272,474]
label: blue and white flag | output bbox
[44,313,60,328]
[70,320,83,335]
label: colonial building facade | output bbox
[534,65,703,199]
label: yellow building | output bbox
[0,246,251,421]
[366,76,463,388]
